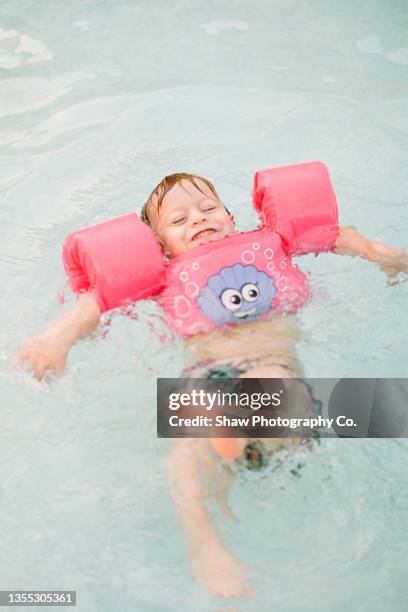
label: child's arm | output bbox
[335,226,408,277]
[18,291,101,380]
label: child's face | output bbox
[147,179,235,259]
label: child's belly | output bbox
[185,315,302,376]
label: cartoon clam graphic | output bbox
[197,264,276,325]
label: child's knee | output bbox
[210,438,247,461]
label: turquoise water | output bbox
[0,1,407,610]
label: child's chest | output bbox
[158,229,310,336]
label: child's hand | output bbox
[17,334,70,381]
[336,227,408,280]
[15,291,101,381]
[366,240,408,279]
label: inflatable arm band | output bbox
[62,214,166,312]
[62,161,338,315]
[253,161,339,255]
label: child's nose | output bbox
[191,209,206,225]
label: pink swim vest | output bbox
[62,161,339,336]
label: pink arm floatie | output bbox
[62,213,165,312]
[252,161,339,255]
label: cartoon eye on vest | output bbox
[197,264,276,325]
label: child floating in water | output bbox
[18,169,408,597]
[19,170,407,381]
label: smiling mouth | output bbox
[191,228,217,242]
[234,308,256,319]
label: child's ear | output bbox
[153,231,165,249]
[160,242,172,263]
[152,231,170,261]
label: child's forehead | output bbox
[155,179,215,214]
[163,179,214,206]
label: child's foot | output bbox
[192,542,255,598]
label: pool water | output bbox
[0,1,407,610]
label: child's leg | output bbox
[166,438,254,598]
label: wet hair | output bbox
[140,172,230,226]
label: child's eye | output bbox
[172,217,185,224]
[203,206,216,212]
